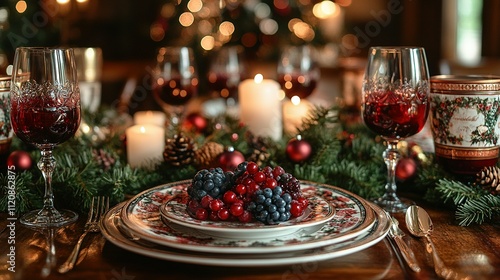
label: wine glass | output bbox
[10,47,81,227]
[361,46,430,213]
[277,45,319,100]
[152,47,198,128]
[207,45,245,116]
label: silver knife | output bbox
[389,217,421,273]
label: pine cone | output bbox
[246,134,271,166]
[92,149,116,171]
[194,141,224,169]
[475,166,500,195]
[163,133,197,167]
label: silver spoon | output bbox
[405,205,472,280]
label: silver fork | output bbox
[58,196,109,274]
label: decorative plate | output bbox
[119,180,376,254]
[101,201,391,267]
[159,192,336,239]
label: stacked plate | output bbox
[100,180,391,267]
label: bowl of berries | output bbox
[159,161,336,239]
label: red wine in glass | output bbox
[207,73,240,101]
[361,46,430,213]
[278,74,318,99]
[11,97,81,146]
[10,47,81,228]
[153,77,197,107]
[363,91,428,139]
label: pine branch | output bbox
[435,179,484,205]
[456,195,500,226]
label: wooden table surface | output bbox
[1,196,499,280]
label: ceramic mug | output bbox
[430,75,500,175]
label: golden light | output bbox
[179,12,195,27]
[187,0,203,13]
[259,19,278,35]
[291,95,301,105]
[15,1,27,13]
[219,21,235,36]
[76,0,88,3]
[255,3,271,19]
[254,74,264,84]
[288,18,302,32]
[56,0,70,4]
[313,1,339,19]
[278,90,286,100]
[200,35,215,50]
[293,22,315,41]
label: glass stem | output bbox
[383,140,401,202]
[38,148,57,212]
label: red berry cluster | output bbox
[186,161,308,224]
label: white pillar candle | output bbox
[239,74,282,141]
[283,96,313,135]
[126,124,165,169]
[133,111,166,127]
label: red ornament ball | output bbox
[7,150,33,171]
[217,147,245,172]
[183,112,208,133]
[396,157,417,181]
[286,136,312,163]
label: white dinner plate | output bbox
[159,191,336,239]
[119,180,377,254]
[101,201,391,267]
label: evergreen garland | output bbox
[1,106,499,226]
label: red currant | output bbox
[246,161,259,174]
[238,210,253,223]
[200,195,213,208]
[209,199,223,211]
[217,208,230,220]
[209,210,219,221]
[265,178,277,189]
[195,208,208,220]
[235,184,247,195]
[272,166,285,177]
[253,171,266,183]
[223,191,238,204]
[247,183,260,195]
[187,199,200,213]
[229,203,244,216]
[298,196,309,208]
[290,200,304,217]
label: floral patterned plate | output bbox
[119,180,376,254]
[101,201,390,267]
[159,191,336,239]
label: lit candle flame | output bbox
[254,74,263,84]
[291,96,301,105]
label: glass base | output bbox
[372,197,415,213]
[20,208,78,228]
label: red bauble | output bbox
[183,112,208,133]
[286,136,312,163]
[217,147,245,172]
[7,150,33,171]
[396,157,417,181]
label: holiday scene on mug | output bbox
[0,0,499,279]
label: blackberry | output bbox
[248,186,291,225]
[278,172,301,200]
[188,167,229,201]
